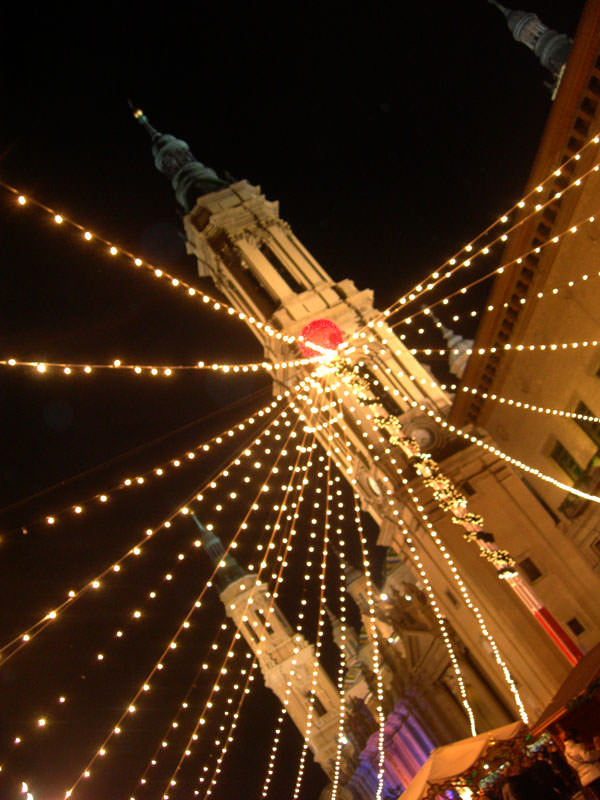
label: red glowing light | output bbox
[299,318,344,358]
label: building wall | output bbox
[449,0,600,661]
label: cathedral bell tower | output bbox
[192,515,341,777]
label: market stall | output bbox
[399,722,526,800]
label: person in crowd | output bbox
[544,740,580,796]
[527,752,569,799]
[500,764,529,800]
[558,728,600,799]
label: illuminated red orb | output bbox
[299,318,344,358]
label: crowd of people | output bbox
[475,729,600,800]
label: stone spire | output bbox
[488,1,572,77]
[191,514,247,589]
[429,310,473,379]
[131,105,228,212]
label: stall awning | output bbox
[399,721,525,800]
[530,641,600,735]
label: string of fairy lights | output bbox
[195,435,331,800]
[311,366,479,739]
[313,360,535,730]
[62,405,311,798]
[403,337,600,357]
[6,93,600,800]
[0,355,320,376]
[87,392,350,800]
[21,393,289,531]
[129,435,312,797]
[386,205,600,333]
[6,315,575,799]
[311,379,480,740]
[327,404,350,800]
[197,438,323,800]
[364,127,600,329]
[5,412,314,764]
[0,394,298,666]
[382,468,528,724]
[458,385,600,423]
[348,353,600,427]
[291,442,335,800]
[156,425,317,799]
[367,366,600,502]
[131,621,240,796]
[38,340,580,800]
[393,224,600,331]
[1,180,298,346]
[4,402,313,760]
[348,486,387,798]
[259,442,322,800]
[347,217,600,349]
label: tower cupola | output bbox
[488,1,572,77]
[132,105,228,211]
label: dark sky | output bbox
[0,2,586,799]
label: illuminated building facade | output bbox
[133,8,600,788]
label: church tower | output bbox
[488,1,573,84]
[134,107,599,737]
[192,515,341,777]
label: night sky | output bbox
[0,2,586,799]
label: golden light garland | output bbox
[390,512,478,734]
[157,425,317,799]
[197,438,318,800]
[348,485,387,798]
[195,659,260,800]
[157,640,254,800]
[370,362,600,505]
[420,406,600,505]
[364,336,600,359]
[130,621,241,794]
[8,544,215,752]
[304,384,389,798]
[458,385,600,424]
[368,128,600,326]
[328,412,350,800]
[62,407,309,798]
[21,394,286,531]
[0,392,299,666]
[260,441,336,799]
[328,392,480,735]
[258,442,322,798]
[336,358,519,577]
[1,354,319,376]
[255,456,326,798]
[2,180,297,346]
[381,470,528,723]
[387,207,600,332]
[12,410,310,762]
[291,436,336,800]
[407,246,600,329]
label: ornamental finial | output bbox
[129,100,161,142]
